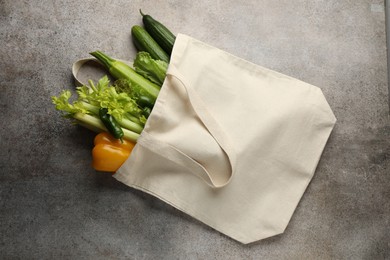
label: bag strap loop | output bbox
[137,65,236,188]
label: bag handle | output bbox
[137,65,236,188]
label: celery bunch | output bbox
[52,76,144,142]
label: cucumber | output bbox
[131,25,169,63]
[140,10,176,55]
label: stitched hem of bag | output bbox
[141,77,169,133]
[181,33,323,90]
[114,145,282,244]
[279,89,337,231]
[113,178,284,244]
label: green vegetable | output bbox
[76,77,143,123]
[137,95,154,109]
[74,113,139,142]
[90,50,160,103]
[131,25,170,63]
[142,107,151,118]
[140,9,176,55]
[51,76,145,142]
[133,51,167,86]
[113,79,154,110]
[99,108,124,141]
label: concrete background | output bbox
[1,0,389,259]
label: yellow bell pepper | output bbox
[92,132,135,172]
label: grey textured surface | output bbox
[1,0,389,259]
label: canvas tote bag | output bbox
[115,33,336,244]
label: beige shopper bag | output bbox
[114,34,337,244]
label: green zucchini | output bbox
[140,10,176,55]
[131,25,169,63]
[89,50,160,102]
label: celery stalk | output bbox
[52,76,146,142]
[79,101,100,115]
[73,113,139,142]
[79,101,143,134]
[118,117,144,134]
